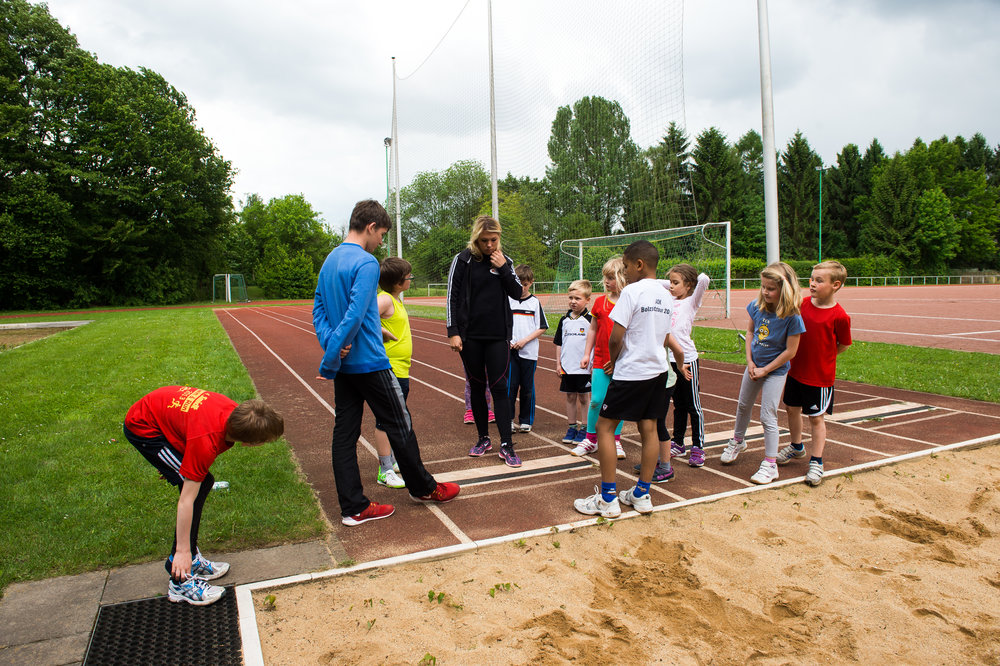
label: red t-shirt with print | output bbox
[591,294,618,370]
[125,386,236,482]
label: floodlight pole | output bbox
[391,57,402,258]
[816,165,825,262]
[757,0,780,264]
[487,0,499,219]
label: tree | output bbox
[823,143,865,256]
[0,0,235,307]
[233,193,337,282]
[690,127,740,225]
[858,156,918,266]
[778,131,822,260]
[913,187,959,273]
[731,130,766,258]
[626,121,696,232]
[544,96,640,235]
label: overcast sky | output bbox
[43,0,1000,232]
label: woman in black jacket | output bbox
[446,215,524,466]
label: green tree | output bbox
[1,0,234,307]
[912,187,959,273]
[858,156,918,266]
[778,131,823,260]
[823,143,865,256]
[626,121,696,233]
[731,130,766,258]
[400,160,489,248]
[690,126,740,225]
[234,193,337,282]
[256,246,317,299]
[544,96,640,235]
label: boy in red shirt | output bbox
[123,386,284,605]
[779,261,852,486]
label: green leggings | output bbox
[585,368,623,436]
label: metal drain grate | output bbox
[84,586,242,665]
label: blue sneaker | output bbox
[498,444,522,468]
[168,577,225,606]
[562,426,579,443]
[190,552,229,580]
[573,428,588,444]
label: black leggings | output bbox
[460,338,513,443]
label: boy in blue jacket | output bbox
[314,200,459,525]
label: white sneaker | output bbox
[750,460,779,484]
[776,444,807,465]
[720,438,746,464]
[805,460,824,486]
[512,422,531,433]
[190,551,229,580]
[619,487,653,514]
[614,441,626,459]
[377,467,406,489]
[168,577,225,606]
[570,439,598,456]
[573,487,621,518]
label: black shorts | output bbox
[600,371,670,422]
[782,375,835,416]
[560,373,591,394]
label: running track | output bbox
[217,304,1000,564]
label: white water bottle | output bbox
[212,481,230,490]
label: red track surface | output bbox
[217,304,1000,565]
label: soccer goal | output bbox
[553,222,731,320]
[212,274,249,304]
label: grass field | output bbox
[0,309,325,595]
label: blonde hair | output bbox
[568,279,592,300]
[756,261,801,318]
[467,215,502,260]
[813,260,847,287]
[601,256,626,293]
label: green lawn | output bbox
[0,309,325,594]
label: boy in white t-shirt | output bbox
[554,279,592,444]
[508,264,548,432]
[574,241,685,518]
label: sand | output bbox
[254,444,1000,664]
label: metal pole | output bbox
[578,241,584,281]
[757,0,780,264]
[725,221,731,319]
[391,58,402,258]
[487,0,499,220]
[816,165,824,262]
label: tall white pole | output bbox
[487,0,499,220]
[391,57,402,258]
[757,0,780,264]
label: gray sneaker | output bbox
[168,577,225,606]
[805,460,824,486]
[776,444,807,465]
[719,438,746,464]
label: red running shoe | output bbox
[341,501,395,526]
[410,482,461,504]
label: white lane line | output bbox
[851,327,1000,343]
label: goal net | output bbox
[551,222,731,320]
[212,274,249,304]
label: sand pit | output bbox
[253,444,1000,664]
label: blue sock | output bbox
[601,482,616,503]
[635,480,651,497]
[791,442,804,451]
[810,456,823,464]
